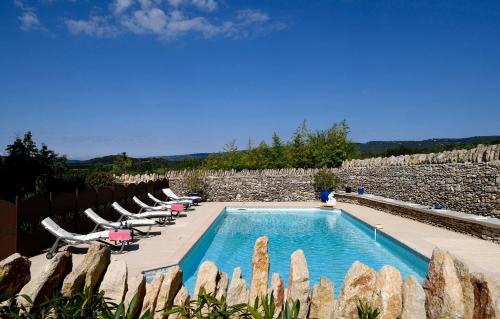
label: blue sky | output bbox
[1,0,499,159]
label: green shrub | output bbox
[312,169,340,191]
[184,170,209,200]
[166,290,300,319]
[357,300,380,319]
[85,171,116,191]
[0,288,152,319]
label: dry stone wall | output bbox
[117,144,500,216]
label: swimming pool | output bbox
[151,207,428,296]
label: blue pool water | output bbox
[158,208,428,296]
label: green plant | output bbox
[0,288,152,319]
[85,171,116,191]
[184,170,209,200]
[357,300,380,319]
[248,293,300,319]
[312,169,340,191]
[165,288,250,319]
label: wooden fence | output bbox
[0,179,169,259]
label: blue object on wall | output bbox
[320,189,332,202]
[357,187,365,195]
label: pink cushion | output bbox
[109,230,131,241]
[171,203,184,212]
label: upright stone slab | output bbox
[154,266,183,319]
[124,274,146,319]
[451,254,474,319]
[99,260,128,304]
[227,267,249,306]
[401,276,426,319]
[194,261,219,298]
[215,272,229,300]
[141,273,164,316]
[249,236,270,304]
[423,248,466,319]
[470,272,500,319]
[269,273,285,311]
[18,252,72,307]
[0,253,31,299]
[61,244,111,296]
[287,249,310,319]
[373,265,402,319]
[170,286,190,319]
[309,276,334,319]
[334,261,377,319]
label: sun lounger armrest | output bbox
[97,221,120,230]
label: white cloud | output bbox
[66,16,120,37]
[59,0,285,41]
[121,7,168,34]
[18,11,41,31]
[192,0,218,12]
[15,0,48,32]
[112,0,134,15]
[237,9,269,24]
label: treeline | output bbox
[360,140,500,159]
[205,120,359,170]
[0,132,71,201]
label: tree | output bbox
[112,152,133,175]
[270,132,286,168]
[1,131,68,199]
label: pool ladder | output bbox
[374,224,383,241]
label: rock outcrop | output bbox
[401,275,426,319]
[18,252,72,307]
[227,267,249,306]
[334,261,377,319]
[269,273,285,311]
[423,248,466,319]
[99,260,128,304]
[124,274,146,319]
[287,249,310,319]
[470,272,500,319]
[309,276,334,319]
[154,266,183,319]
[215,271,229,300]
[194,261,219,298]
[372,265,402,319]
[0,253,31,299]
[142,272,164,316]
[170,286,190,319]
[61,244,111,296]
[249,236,270,304]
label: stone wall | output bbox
[116,144,500,216]
[3,240,500,318]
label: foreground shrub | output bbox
[165,289,300,319]
[357,300,380,319]
[184,170,209,200]
[0,289,152,319]
[85,171,116,191]
[312,169,341,191]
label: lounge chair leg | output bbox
[47,238,62,259]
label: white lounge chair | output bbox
[147,193,192,210]
[163,188,201,205]
[84,208,155,237]
[112,201,173,226]
[133,196,184,218]
[41,217,126,259]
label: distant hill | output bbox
[67,135,500,165]
[355,136,500,154]
[67,153,211,167]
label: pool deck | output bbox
[28,201,500,286]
